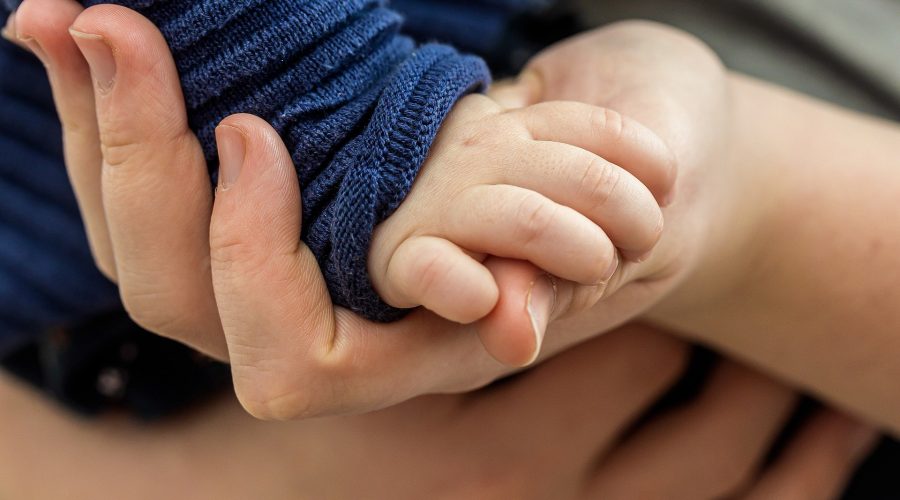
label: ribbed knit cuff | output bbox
[81,0,491,321]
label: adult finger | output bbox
[469,324,689,465]
[474,259,558,366]
[738,411,878,500]
[209,114,602,419]
[70,5,225,358]
[586,361,797,500]
[15,0,115,279]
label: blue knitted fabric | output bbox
[68,0,492,322]
[0,0,496,341]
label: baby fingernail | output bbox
[602,252,619,283]
[215,125,246,191]
[70,29,116,93]
[623,249,652,263]
[526,274,557,364]
[663,190,676,207]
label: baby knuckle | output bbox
[452,94,503,126]
[591,107,625,141]
[636,209,666,253]
[583,246,617,286]
[406,249,448,300]
[580,157,621,210]
[514,193,557,246]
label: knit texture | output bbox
[68,0,489,322]
[0,0,543,343]
[0,0,521,410]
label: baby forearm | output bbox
[653,74,900,434]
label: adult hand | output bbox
[13,3,756,419]
[13,0,585,418]
[0,325,878,499]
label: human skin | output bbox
[0,10,885,497]
[10,0,683,417]
[0,325,877,499]
[13,2,900,433]
[503,24,900,435]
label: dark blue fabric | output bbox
[394,0,548,53]
[0,42,121,349]
[75,0,492,322]
[0,0,510,345]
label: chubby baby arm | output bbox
[368,93,676,364]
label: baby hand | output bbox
[368,93,675,360]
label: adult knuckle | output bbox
[59,114,95,142]
[210,234,252,268]
[231,330,357,421]
[100,119,192,170]
[230,350,331,421]
[234,376,317,421]
[119,283,186,337]
[210,234,272,283]
[99,138,143,169]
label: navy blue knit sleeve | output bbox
[77,0,490,321]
